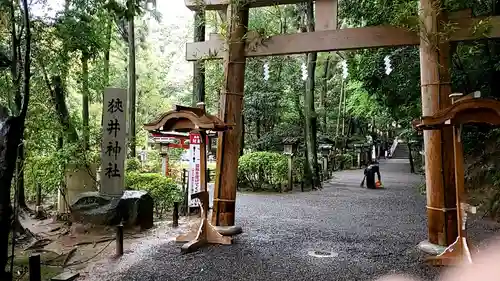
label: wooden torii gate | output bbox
[184,0,500,247]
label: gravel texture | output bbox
[84,159,443,281]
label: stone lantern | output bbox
[319,144,332,179]
[283,137,298,156]
[282,137,299,191]
[353,143,363,168]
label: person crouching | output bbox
[361,160,381,189]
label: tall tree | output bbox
[193,9,206,104]
[0,0,31,277]
[320,55,331,134]
[81,50,90,150]
[103,12,113,88]
[127,0,137,158]
[304,0,320,189]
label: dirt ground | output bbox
[11,212,198,281]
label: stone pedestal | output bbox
[418,240,447,255]
[71,191,154,229]
[58,164,98,214]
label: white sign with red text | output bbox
[188,133,201,207]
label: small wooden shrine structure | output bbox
[144,104,234,253]
[413,93,500,266]
[149,131,189,177]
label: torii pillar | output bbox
[419,0,458,247]
[212,3,249,227]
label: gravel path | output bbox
[83,159,442,281]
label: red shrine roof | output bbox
[144,105,232,133]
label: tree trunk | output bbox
[104,15,112,88]
[60,0,71,92]
[255,117,261,141]
[50,76,79,143]
[40,61,79,144]
[321,56,330,134]
[336,79,344,137]
[10,0,19,116]
[304,0,320,189]
[342,81,347,136]
[15,143,26,209]
[1,0,30,276]
[193,9,206,104]
[0,113,23,279]
[81,51,90,151]
[10,0,27,213]
[128,0,137,158]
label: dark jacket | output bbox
[364,164,381,189]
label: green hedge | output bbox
[238,151,287,191]
[333,153,354,170]
[125,172,181,217]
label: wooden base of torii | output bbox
[144,104,236,253]
[176,191,232,252]
[414,93,500,266]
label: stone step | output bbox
[392,143,409,159]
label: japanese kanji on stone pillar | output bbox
[101,88,127,197]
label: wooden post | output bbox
[323,157,328,179]
[288,155,293,191]
[35,182,42,218]
[116,224,124,256]
[453,125,465,245]
[408,142,416,174]
[419,0,455,246]
[36,183,41,207]
[173,202,179,227]
[438,12,458,245]
[182,169,188,216]
[29,254,41,281]
[212,3,249,227]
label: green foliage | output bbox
[24,140,99,202]
[55,7,108,56]
[13,0,179,204]
[125,172,181,216]
[333,153,354,170]
[238,151,288,191]
[141,150,162,173]
[167,148,184,162]
[126,158,141,172]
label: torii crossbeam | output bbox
[186,15,500,61]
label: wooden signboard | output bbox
[189,133,202,207]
